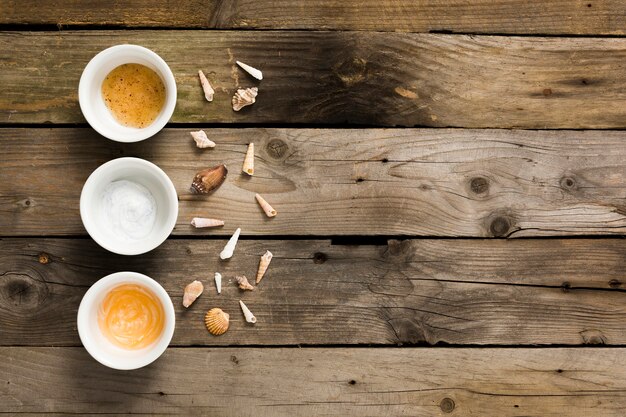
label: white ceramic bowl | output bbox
[77,271,176,370]
[78,44,177,142]
[80,157,178,255]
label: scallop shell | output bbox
[236,61,263,81]
[191,217,225,228]
[183,280,204,308]
[215,272,222,294]
[198,70,214,102]
[220,227,241,260]
[190,130,216,149]
[205,308,230,335]
[235,275,254,291]
[255,193,276,217]
[242,143,254,175]
[239,300,257,324]
[232,87,258,111]
[190,164,228,194]
[256,250,273,284]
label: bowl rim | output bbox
[80,157,179,256]
[78,44,177,143]
[77,271,176,370]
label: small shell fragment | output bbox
[191,218,225,228]
[232,87,258,111]
[220,227,241,260]
[235,275,254,291]
[256,250,273,284]
[183,280,204,308]
[236,60,263,81]
[205,308,230,335]
[239,300,257,324]
[255,193,276,217]
[215,272,222,294]
[242,143,254,175]
[190,130,216,149]
[190,164,228,194]
[198,70,214,102]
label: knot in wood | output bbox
[470,177,489,195]
[0,272,49,313]
[560,176,578,191]
[313,252,327,264]
[266,139,288,159]
[489,216,511,237]
[335,57,367,87]
[38,253,50,264]
[440,398,455,413]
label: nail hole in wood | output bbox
[381,158,389,163]
[313,252,327,264]
[349,379,356,385]
[543,88,552,96]
[562,281,571,292]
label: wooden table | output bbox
[2,2,626,415]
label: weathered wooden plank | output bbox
[2,1,626,35]
[3,31,626,128]
[2,347,626,416]
[1,238,624,346]
[3,128,626,237]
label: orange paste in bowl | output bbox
[98,284,165,349]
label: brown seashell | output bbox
[191,217,225,228]
[232,87,258,111]
[235,275,254,291]
[256,250,273,284]
[255,193,277,217]
[242,143,254,175]
[183,280,204,308]
[190,164,228,194]
[205,308,230,336]
[198,70,215,102]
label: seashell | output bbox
[242,143,254,175]
[198,70,214,102]
[232,87,258,111]
[190,164,228,194]
[236,60,263,81]
[235,275,255,291]
[190,130,216,149]
[191,217,225,228]
[220,227,241,260]
[214,272,222,294]
[255,193,276,217]
[183,280,204,308]
[256,250,273,284]
[205,308,230,335]
[239,300,257,324]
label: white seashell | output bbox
[220,227,241,260]
[183,280,204,308]
[239,300,257,323]
[242,143,254,175]
[190,130,216,149]
[255,193,276,217]
[198,70,214,101]
[236,61,263,81]
[191,217,225,228]
[214,272,222,294]
[256,250,273,284]
[232,87,258,111]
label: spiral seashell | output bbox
[239,300,257,324]
[198,70,214,102]
[242,143,254,175]
[205,308,230,335]
[232,87,258,111]
[236,61,263,81]
[256,250,273,284]
[183,280,204,308]
[191,217,225,228]
[235,275,254,291]
[220,227,241,260]
[190,164,228,194]
[214,272,222,294]
[255,193,276,217]
[190,130,216,149]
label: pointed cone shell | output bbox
[220,227,241,260]
[242,143,254,175]
[232,87,258,111]
[256,250,273,284]
[191,218,225,228]
[198,70,215,102]
[205,308,230,335]
[235,275,255,291]
[239,300,257,324]
[214,272,222,294]
[236,60,263,81]
[183,280,204,308]
[190,130,216,149]
[190,164,228,194]
[255,193,276,217]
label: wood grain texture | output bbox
[3,31,626,128]
[2,1,626,35]
[3,128,626,237]
[2,347,626,416]
[1,238,625,346]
